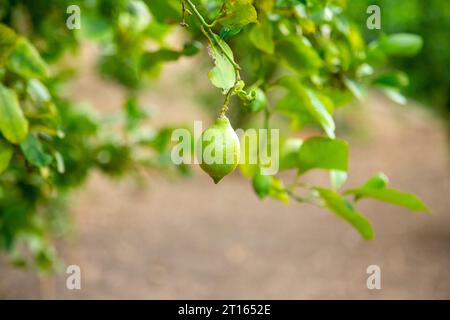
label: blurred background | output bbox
[0,0,449,299]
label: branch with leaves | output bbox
[0,0,428,272]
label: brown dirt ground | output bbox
[1,47,449,299]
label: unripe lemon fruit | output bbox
[197,115,240,184]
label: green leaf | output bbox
[304,89,335,138]
[0,139,14,174]
[141,49,181,73]
[249,20,274,54]
[54,151,65,174]
[208,37,236,93]
[6,37,49,79]
[219,27,242,40]
[147,0,180,23]
[373,72,409,88]
[276,36,322,73]
[345,173,428,212]
[379,33,423,57]
[269,177,289,203]
[352,188,428,212]
[279,138,303,171]
[220,0,258,29]
[276,77,335,137]
[79,15,113,41]
[0,84,29,144]
[316,188,374,240]
[330,170,348,189]
[20,134,52,167]
[298,137,348,174]
[183,41,203,56]
[343,77,366,102]
[118,0,152,33]
[363,173,389,189]
[0,24,17,66]
[379,86,407,105]
[27,79,51,103]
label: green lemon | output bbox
[198,115,240,184]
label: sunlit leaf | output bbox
[316,188,374,240]
[276,36,322,73]
[269,176,289,203]
[6,37,49,79]
[298,137,348,174]
[208,37,236,93]
[279,138,303,171]
[330,170,348,189]
[379,33,423,57]
[276,77,335,137]
[249,20,274,54]
[0,84,29,144]
[219,0,257,29]
[345,173,428,212]
[20,134,52,167]
[0,139,13,174]
[0,24,17,66]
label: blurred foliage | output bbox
[347,0,450,116]
[0,0,429,271]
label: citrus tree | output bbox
[0,0,427,272]
[347,0,450,117]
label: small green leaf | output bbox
[249,20,274,54]
[276,77,335,137]
[79,15,113,41]
[345,174,428,212]
[330,170,348,189]
[298,137,348,174]
[219,27,242,40]
[220,0,258,29]
[316,188,374,240]
[305,89,335,138]
[27,79,51,103]
[6,37,49,79]
[379,33,423,57]
[118,0,152,33]
[141,49,181,72]
[0,139,14,174]
[0,24,17,66]
[183,41,203,56]
[208,37,236,93]
[343,77,366,102]
[269,176,289,203]
[373,72,409,88]
[0,84,29,144]
[363,173,389,189]
[380,87,407,105]
[352,188,428,212]
[54,151,65,174]
[276,36,322,73]
[279,138,303,171]
[20,134,52,167]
